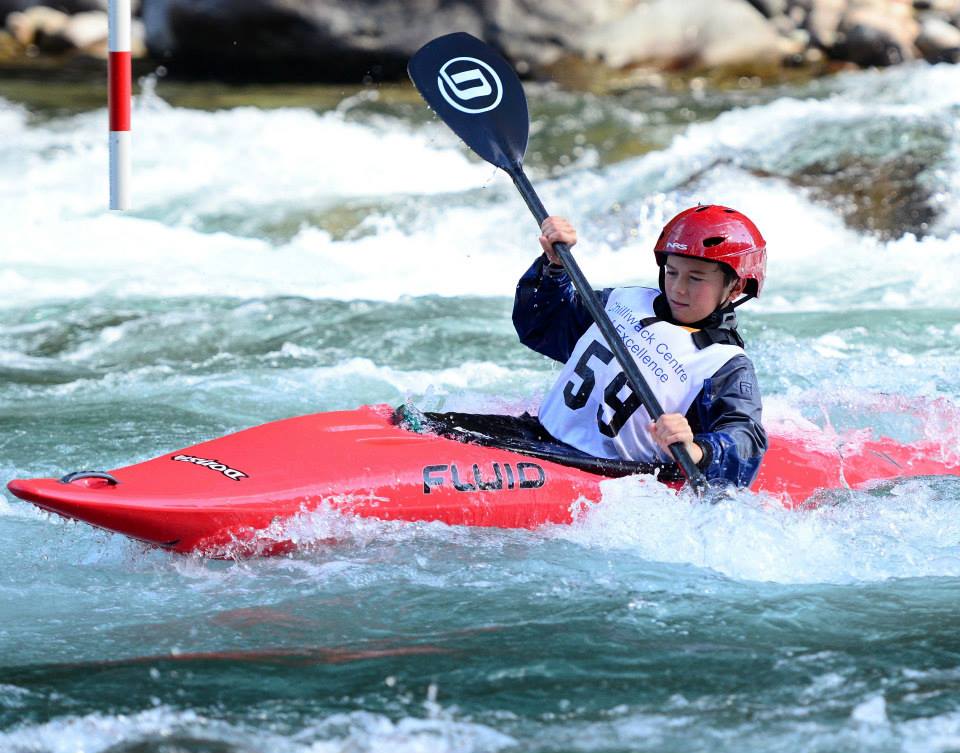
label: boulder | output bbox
[744,0,789,17]
[5,5,68,47]
[488,0,632,69]
[141,0,635,75]
[1,1,140,31]
[916,12,960,60]
[828,2,920,66]
[578,0,800,70]
[61,8,107,49]
[912,0,960,12]
[804,0,847,47]
[142,0,488,79]
[47,0,109,11]
[140,0,805,80]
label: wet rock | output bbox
[141,0,805,81]
[767,135,943,240]
[1,0,110,25]
[7,0,955,83]
[49,0,109,11]
[916,13,960,60]
[745,0,789,17]
[3,2,145,57]
[832,5,920,65]
[487,0,631,69]
[579,0,801,71]
[143,0,488,80]
[759,159,937,239]
[6,5,68,47]
[61,8,106,49]
[912,0,960,12]
[805,0,848,48]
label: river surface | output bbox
[2,63,960,752]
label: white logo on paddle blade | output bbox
[437,56,503,114]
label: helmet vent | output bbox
[702,236,726,247]
[724,209,736,213]
[695,206,710,212]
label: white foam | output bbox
[0,707,229,753]
[551,471,960,585]
[6,63,960,307]
[12,357,545,412]
[0,705,515,753]
[851,696,889,726]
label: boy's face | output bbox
[663,255,743,324]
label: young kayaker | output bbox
[513,205,767,487]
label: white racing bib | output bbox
[538,287,743,462]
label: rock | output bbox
[141,0,633,74]
[3,3,143,57]
[142,0,488,79]
[488,0,632,69]
[916,13,960,60]
[579,0,800,71]
[5,5,68,47]
[913,0,960,12]
[769,151,939,240]
[833,23,906,65]
[772,13,801,34]
[2,1,138,31]
[47,0,109,12]
[61,8,106,49]
[805,0,847,48]
[745,0,789,17]
[833,5,920,65]
[786,0,813,25]
[140,0,808,80]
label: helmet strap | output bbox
[729,293,755,310]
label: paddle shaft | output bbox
[508,165,708,495]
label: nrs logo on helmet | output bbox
[654,205,767,298]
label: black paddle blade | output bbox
[408,32,529,171]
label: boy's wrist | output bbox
[542,256,566,278]
[693,438,711,469]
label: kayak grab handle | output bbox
[59,470,119,486]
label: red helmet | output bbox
[654,205,767,297]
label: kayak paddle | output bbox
[408,32,709,497]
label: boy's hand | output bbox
[539,216,577,265]
[648,414,703,465]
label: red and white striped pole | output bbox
[108,0,131,210]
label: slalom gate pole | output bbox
[108,0,131,210]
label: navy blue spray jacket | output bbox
[513,256,767,487]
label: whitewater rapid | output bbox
[4,65,960,310]
[3,60,960,753]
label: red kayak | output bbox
[7,404,959,556]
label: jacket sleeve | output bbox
[688,354,767,488]
[512,255,610,363]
